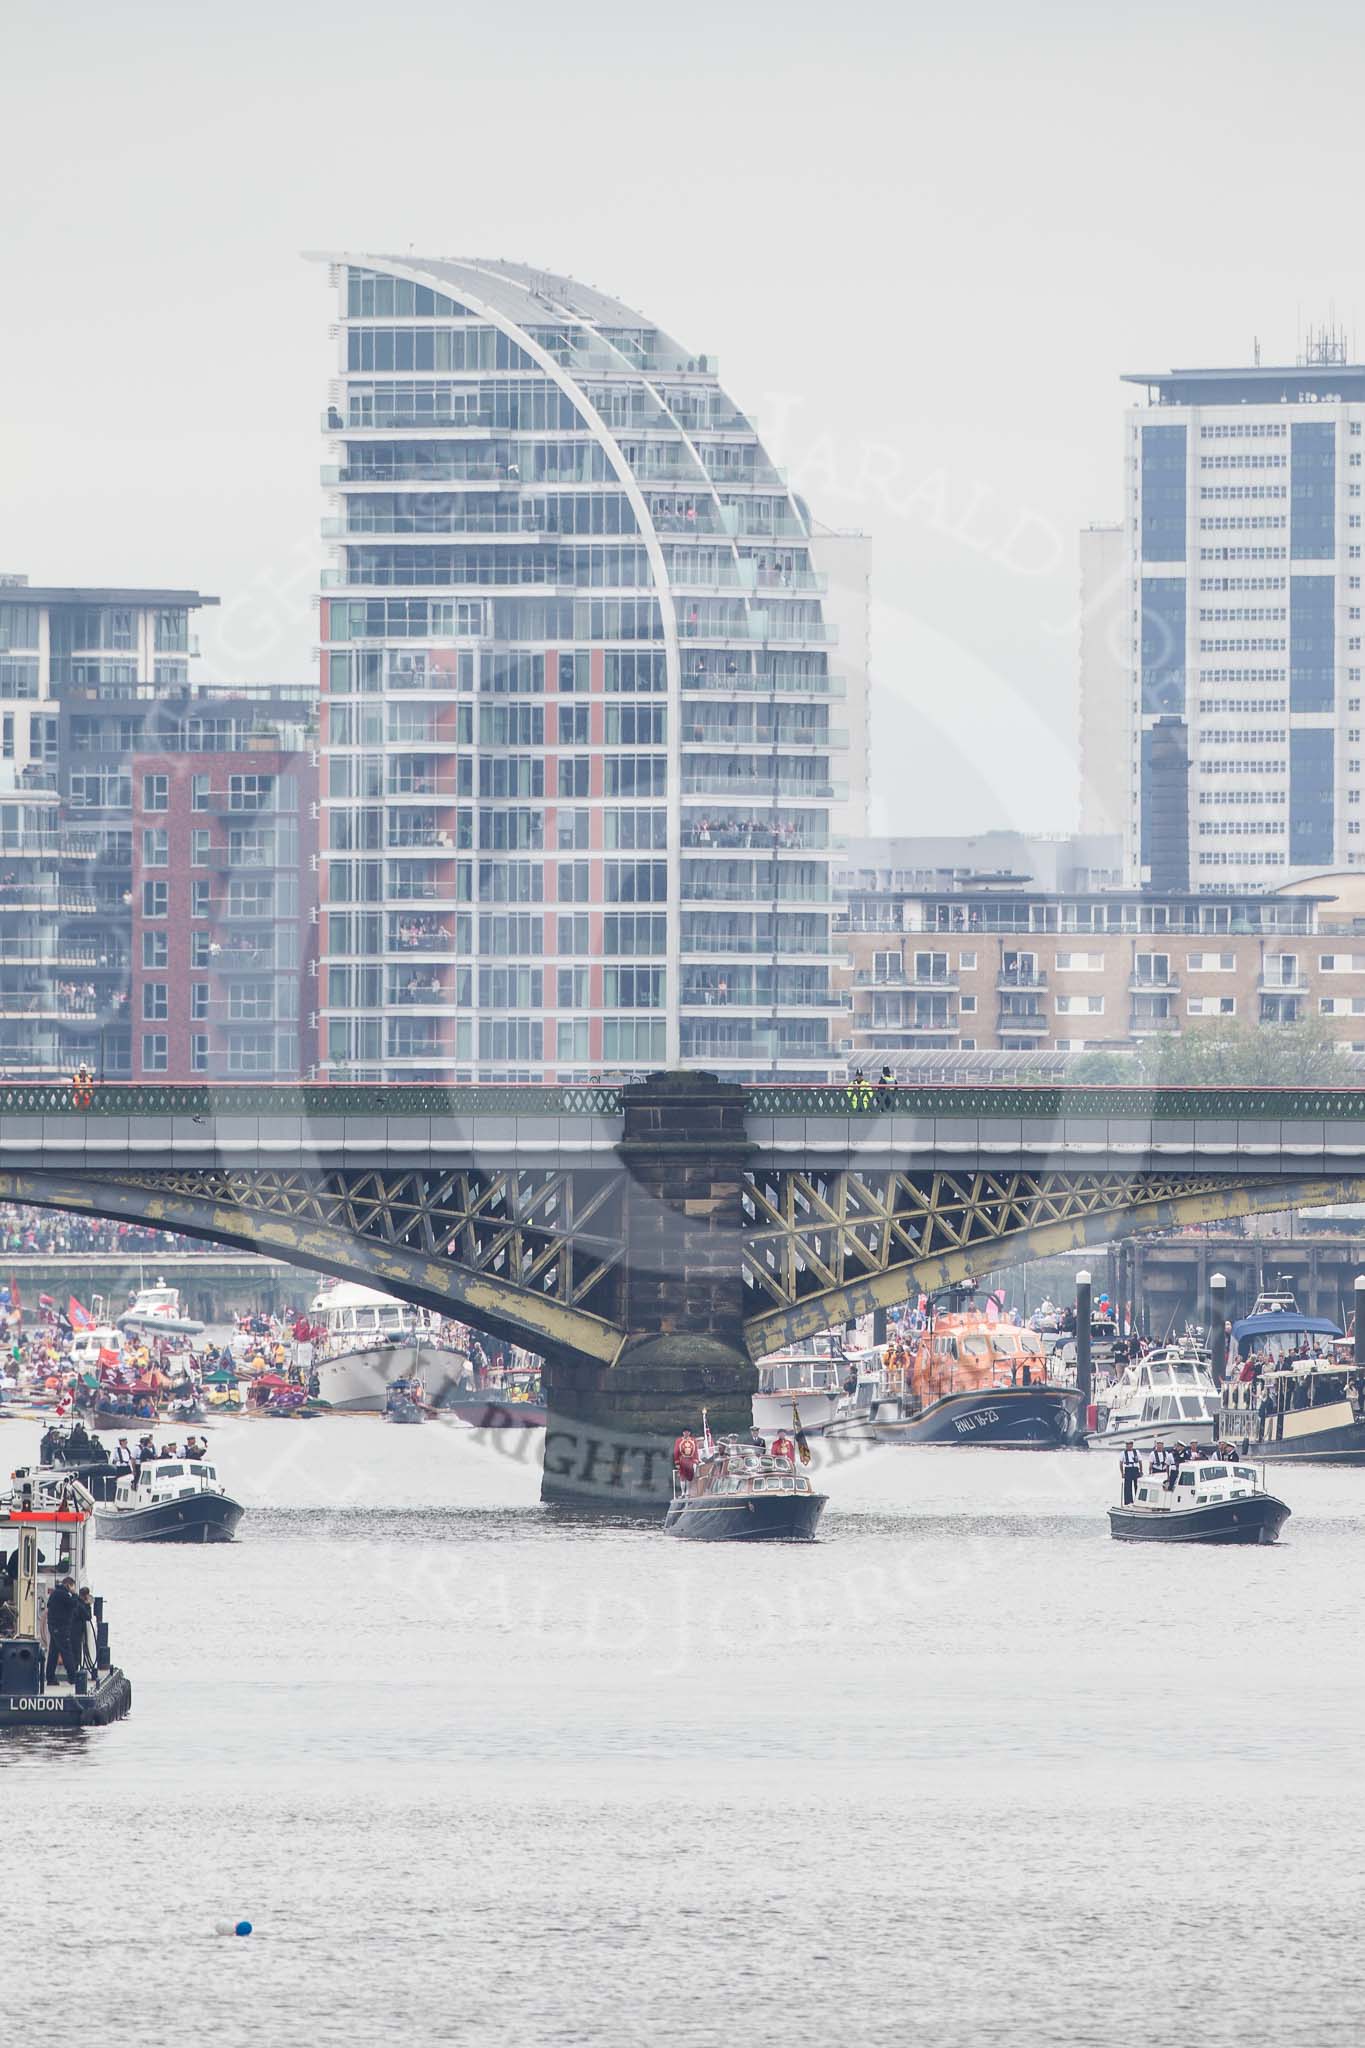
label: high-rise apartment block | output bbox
[1108,342,1365,892]
[316,256,857,1080]
[129,693,318,1080]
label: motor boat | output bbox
[751,1332,850,1437]
[1109,1457,1290,1545]
[37,1421,120,1503]
[664,1429,826,1541]
[1219,1284,1365,1464]
[0,1470,132,1726]
[118,1281,205,1338]
[308,1281,466,1412]
[384,1377,425,1425]
[866,1311,1083,1447]
[1088,1340,1222,1453]
[95,1453,244,1543]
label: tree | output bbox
[1071,1018,1348,1087]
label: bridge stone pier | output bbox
[541,1072,755,1514]
[4,1071,1365,1515]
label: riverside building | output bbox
[315,255,855,1081]
[1111,335,1365,892]
[0,576,218,1077]
[835,840,1365,1059]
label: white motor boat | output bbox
[309,1281,465,1413]
[751,1334,850,1438]
[1088,1341,1222,1452]
[118,1281,204,1338]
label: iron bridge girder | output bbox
[739,1164,1365,1355]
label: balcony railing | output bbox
[997,969,1048,991]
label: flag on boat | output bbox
[700,1406,714,1456]
[69,1296,95,1331]
[38,1293,55,1310]
[791,1399,811,1467]
[97,1346,121,1369]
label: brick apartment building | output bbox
[130,706,317,1080]
[836,851,1365,1062]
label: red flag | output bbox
[9,1275,19,1323]
[68,1296,94,1332]
[97,1346,120,1368]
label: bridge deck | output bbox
[0,1082,1358,1173]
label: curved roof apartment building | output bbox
[316,254,849,1081]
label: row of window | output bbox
[141,1031,295,1075]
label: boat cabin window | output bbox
[149,1463,184,1480]
[1199,1466,1227,1482]
[1179,1397,1204,1420]
[1177,1470,1196,1488]
[1159,1398,1177,1422]
[960,1336,991,1357]
[1233,1466,1258,1483]
[189,1464,216,1480]
[1173,1364,1197,1382]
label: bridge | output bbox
[4,1072,1365,1508]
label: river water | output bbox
[3,1416,1363,2046]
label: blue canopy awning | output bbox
[1232,1311,1343,1345]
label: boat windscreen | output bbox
[960,1336,992,1357]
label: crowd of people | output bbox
[0,1207,195,1258]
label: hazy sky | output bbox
[5,0,1365,834]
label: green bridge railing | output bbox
[4,1079,1365,1121]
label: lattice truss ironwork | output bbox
[741,1166,1252,1311]
[114,1166,628,1322]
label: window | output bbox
[191,1034,209,1074]
[602,1018,666,1063]
[958,951,976,970]
[557,968,588,1007]
[604,967,665,1008]
[191,879,212,918]
[142,983,168,1021]
[960,994,977,1013]
[142,931,168,969]
[557,1020,590,1061]
[191,829,210,866]
[557,914,589,954]
[557,809,590,851]
[557,705,590,744]
[191,984,209,1020]
[142,774,168,812]
[142,826,168,868]
[557,862,590,903]
[191,774,209,811]
[1188,995,1236,1017]
[142,880,167,917]
[558,757,590,798]
[141,1033,168,1072]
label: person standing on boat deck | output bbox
[1120,1443,1141,1505]
[1149,1440,1169,1474]
[44,1576,80,1684]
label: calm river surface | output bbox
[3,1416,1364,2046]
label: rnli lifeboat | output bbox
[868,1312,1084,1448]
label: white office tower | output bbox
[316,255,854,1080]
[1125,335,1365,891]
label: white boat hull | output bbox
[1088,1418,1219,1454]
[751,1388,841,1437]
[314,1344,466,1414]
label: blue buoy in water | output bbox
[235,1921,253,1938]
